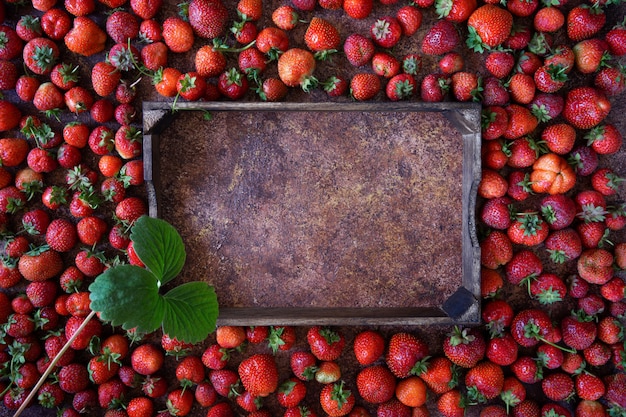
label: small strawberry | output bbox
[451,71,482,101]
[290,351,318,381]
[421,73,450,102]
[485,50,515,79]
[162,17,194,53]
[443,326,485,368]
[272,6,300,31]
[343,33,375,67]
[304,17,340,60]
[370,16,402,48]
[350,73,380,101]
[188,0,228,39]
[320,381,355,416]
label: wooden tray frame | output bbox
[143,101,482,326]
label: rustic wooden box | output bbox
[142,101,482,326]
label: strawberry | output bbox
[321,76,348,98]
[416,356,457,395]
[350,73,380,101]
[91,62,121,98]
[314,362,342,385]
[188,0,228,39]
[304,18,340,59]
[567,5,605,42]
[482,106,509,141]
[503,104,538,140]
[451,71,481,101]
[396,5,422,36]
[343,0,373,19]
[591,168,624,196]
[64,16,106,56]
[437,389,466,417]
[386,332,429,378]
[561,311,597,351]
[15,75,40,101]
[530,273,568,305]
[465,360,504,402]
[65,314,102,350]
[507,212,549,247]
[422,20,459,55]
[277,48,317,91]
[438,52,463,74]
[216,325,246,348]
[435,0,477,22]
[40,8,71,40]
[480,197,512,230]
[97,378,127,410]
[175,355,204,388]
[534,6,565,33]
[486,333,518,366]
[568,147,597,180]
[544,228,582,264]
[600,277,626,303]
[272,6,299,30]
[320,381,355,416]
[478,168,507,199]
[372,52,400,78]
[194,45,226,78]
[18,246,63,282]
[162,17,194,53]
[510,309,555,348]
[22,37,59,75]
[534,64,568,93]
[370,16,402,48]
[485,50,514,79]
[443,326,485,368]
[307,327,345,361]
[421,73,451,102]
[267,325,296,353]
[481,230,513,269]
[0,60,17,90]
[541,372,574,402]
[541,123,576,155]
[236,390,263,412]
[239,354,279,397]
[573,38,609,74]
[195,382,217,407]
[0,138,29,167]
[131,343,164,376]
[481,268,504,298]
[586,124,623,156]
[466,5,513,52]
[351,330,385,366]
[343,34,375,67]
[58,363,90,394]
[594,65,626,96]
[564,87,611,130]
[290,351,318,381]
[208,369,239,398]
[277,378,306,408]
[577,248,613,285]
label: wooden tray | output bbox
[142,102,482,326]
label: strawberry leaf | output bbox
[130,216,186,285]
[88,265,164,335]
[162,282,219,344]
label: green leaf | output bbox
[131,216,186,285]
[89,265,165,335]
[162,282,219,344]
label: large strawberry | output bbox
[466,4,513,52]
[64,16,106,56]
[422,20,459,55]
[277,48,317,91]
[18,246,63,282]
[304,17,340,59]
[188,0,228,39]
[356,365,396,404]
[465,360,504,402]
[577,248,613,285]
[239,354,279,397]
[562,87,611,129]
[386,332,429,378]
[23,37,59,75]
[320,381,355,416]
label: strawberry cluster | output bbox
[1,0,626,415]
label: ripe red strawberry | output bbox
[435,0,477,22]
[479,197,512,230]
[534,6,565,32]
[385,332,429,378]
[534,64,568,94]
[91,62,121,97]
[277,48,317,91]
[343,0,373,19]
[486,333,518,366]
[320,381,355,416]
[567,5,605,42]
[162,17,194,53]
[422,20,459,55]
[64,16,107,56]
[0,25,24,60]
[485,50,514,79]
[239,354,279,397]
[277,377,306,408]
[349,73,380,101]
[465,360,504,402]
[307,327,345,361]
[370,16,402,48]
[396,5,422,36]
[23,37,59,75]
[529,273,568,305]
[541,372,574,402]
[544,228,582,264]
[372,52,400,78]
[271,6,299,30]
[591,168,624,196]
[451,71,481,101]
[540,123,576,155]
[573,38,609,74]
[65,314,102,350]
[561,311,597,351]
[44,219,77,253]
[586,124,623,156]
[343,33,375,67]
[208,369,239,398]
[421,73,451,102]
[563,87,611,130]
[507,212,549,247]
[443,326,485,368]
[131,343,164,376]
[481,268,504,299]
[97,378,127,410]
[304,17,340,59]
[510,309,554,348]
[356,365,396,404]
[175,355,204,388]
[466,5,513,52]
[578,248,613,285]
[481,230,512,270]
[437,389,466,417]
[290,351,318,381]
[568,145,599,176]
[594,66,626,97]
[503,104,538,140]
[58,363,90,394]
[188,0,228,39]
[18,246,63,282]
